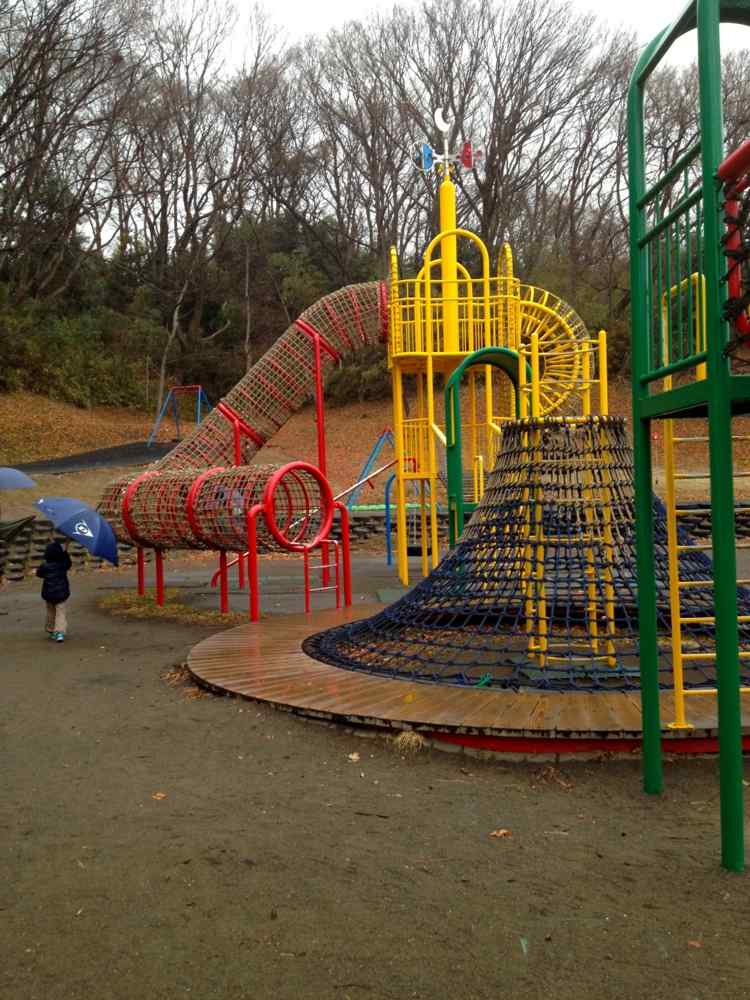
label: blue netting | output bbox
[303,416,750,691]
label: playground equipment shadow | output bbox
[1,559,749,1000]
[15,441,174,475]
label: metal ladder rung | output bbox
[545,654,615,663]
[681,651,750,661]
[676,508,750,517]
[672,435,750,443]
[676,542,750,551]
[308,585,339,594]
[684,686,750,696]
[679,615,750,625]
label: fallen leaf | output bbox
[489,828,512,839]
[347,752,360,762]
[152,792,168,801]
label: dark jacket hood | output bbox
[44,541,66,561]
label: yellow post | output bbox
[483,364,493,488]
[419,481,429,579]
[426,354,440,568]
[389,248,400,359]
[582,342,591,417]
[663,415,692,729]
[438,173,459,353]
[598,330,609,415]
[598,420,617,667]
[392,363,409,586]
[518,339,528,418]
[695,273,707,381]
[658,295,693,729]
[580,348,600,656]
[531,331,541,419]
[469,370,478,496]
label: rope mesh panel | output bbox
[303,416,750,692]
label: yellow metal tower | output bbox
[388,118,604,585]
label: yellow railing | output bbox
[400,418,430,477]
[390,275,523,356]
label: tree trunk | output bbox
[244,241,252,372]
[155,280,188,420]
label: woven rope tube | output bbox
[100,463,334,553]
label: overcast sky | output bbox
[231,0,750,64]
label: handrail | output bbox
[210,459,397,586]
[333,460,397,503]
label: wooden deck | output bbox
[186,604,750,748]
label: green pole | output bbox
[443,348,525,546]
[445,380,463,548]
[697,0,744,873]
[627,32,666,797]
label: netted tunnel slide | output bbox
[99,282,387,552]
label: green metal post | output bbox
[627,31,666,797]
[443,347,524,545]
[697,0,744,872]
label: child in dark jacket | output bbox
[36,540,72,642]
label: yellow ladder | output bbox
[662,422,750,728]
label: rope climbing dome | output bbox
[303,417,750,692]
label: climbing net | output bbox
[304,416,750,691]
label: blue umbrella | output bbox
[35,497,119,566]
[0,467,37,490]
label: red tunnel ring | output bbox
[262,461,334,552]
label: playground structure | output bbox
[387,155,602,584]
[99,282,388,616]
[99,4,750,874]
[147,384,212,448]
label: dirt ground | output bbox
[2,559,750,1000]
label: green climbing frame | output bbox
[628,0,750,872]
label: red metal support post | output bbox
[245,505,263,622]
[303,548,311,614]
[334,501,352,607]
[309,331,330,586]
[155,550,165,607]
[333,540,341,609]
[219,551,229,614]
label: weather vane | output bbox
[416,107,482,176]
